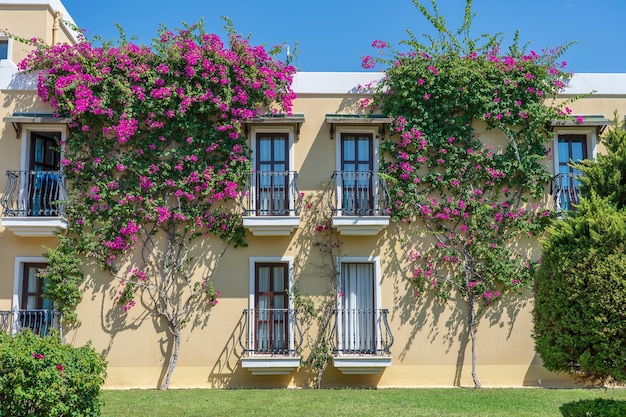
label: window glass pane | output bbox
[35,138,44,164]
[27,268,38,292]
[258,295,270,310]
[26,296,37,310]
[0,40,7,60]
[357,138,370,161]
[258,139,271,162]
[570,142,584,161]
[273,267,285,291]
[274,295,284,309]
[258,267,270,292]
[343,138,355,161]
[273,138,285,162]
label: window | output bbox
[256,133,289,215]
[337,262,375,353]
[0,38,8,60]
[21,263,51,310]
[245,257,298,356]
[26,132,62,216]
[330,125,390,226]
[12,258,58,336]
[254,263,289,352]
[335,257,389,355]
[340,133,374,215]
[554,133,591,211]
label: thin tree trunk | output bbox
[469,293,481,389]
[316,366,323,389]
[160,325,180,390]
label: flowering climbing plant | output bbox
[18,20,295,389]
[365,0,575,388]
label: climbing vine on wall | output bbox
[17,20,295,389]
[365,0,576,388]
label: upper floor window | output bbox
[553,129,596,212]
[0,39,8,60]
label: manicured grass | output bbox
[101,388,626,417]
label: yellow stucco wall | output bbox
[56,92,593,389]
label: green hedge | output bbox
[0,331,107,417]
[533,195,626,384]
[561,399,626,417]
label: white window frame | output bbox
[19,124,67,172]
[10,256,47,334]
[0,34,12,62]
[552,127,597,174]
[335,256,382,354]
[248,256,296,355]
[334,126,381,215]
[12,256,48,312]
[248,126,296,216]
[16,125,66,214]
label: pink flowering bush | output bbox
[19,21,295,389]
[368,0,574,388]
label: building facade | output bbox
[1,0,625,389]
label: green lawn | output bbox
[101,388,626,417]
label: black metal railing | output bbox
[1,170,67,217]
[330,171,390,216]
[0,309,62,337]
[240,171,302,216]
[553,172,581,212]
[239,308,302,356]
[330,308,393,355]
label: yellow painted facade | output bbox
[1,0,624,389]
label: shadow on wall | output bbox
[68,232,231,389]
[383,224,535,386]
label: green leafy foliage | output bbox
[533,194,626,384]
[17,19,295,389]
[369,1,569,307]
[534,118,626,384]
[560,399,626,417]
[38,236,85,326]
[366,0,573,387]
[573,112,626,208]
[0,331,107,417]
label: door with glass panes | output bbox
[254,263,289,353]
[20,263,53,334]
[28,132,61,216]
[557,134,587,210]
[341,133,373,215]
[256,133,288,215]
[337,263,376,353]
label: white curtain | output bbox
[339,263,374,352]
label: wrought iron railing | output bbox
[330,308,393,355]
[553,172,581,212]
[1,170,67,217]
[329,171,391,216]
[240,171,302,216]
[239,308,302,356]
[0,309,62,337]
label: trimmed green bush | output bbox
[560,399,626,417]
[533,194,626,384]
[0,331,107,417]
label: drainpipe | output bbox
[52,11,62,45]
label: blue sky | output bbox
[62,0,625,73]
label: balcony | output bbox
[239,308,303,375]
[329,171,391,236]
[240,171,302,236]
[330,308,393,374]
[1,170,68,237]
[553,172,581,212]
[0,309,62,337]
